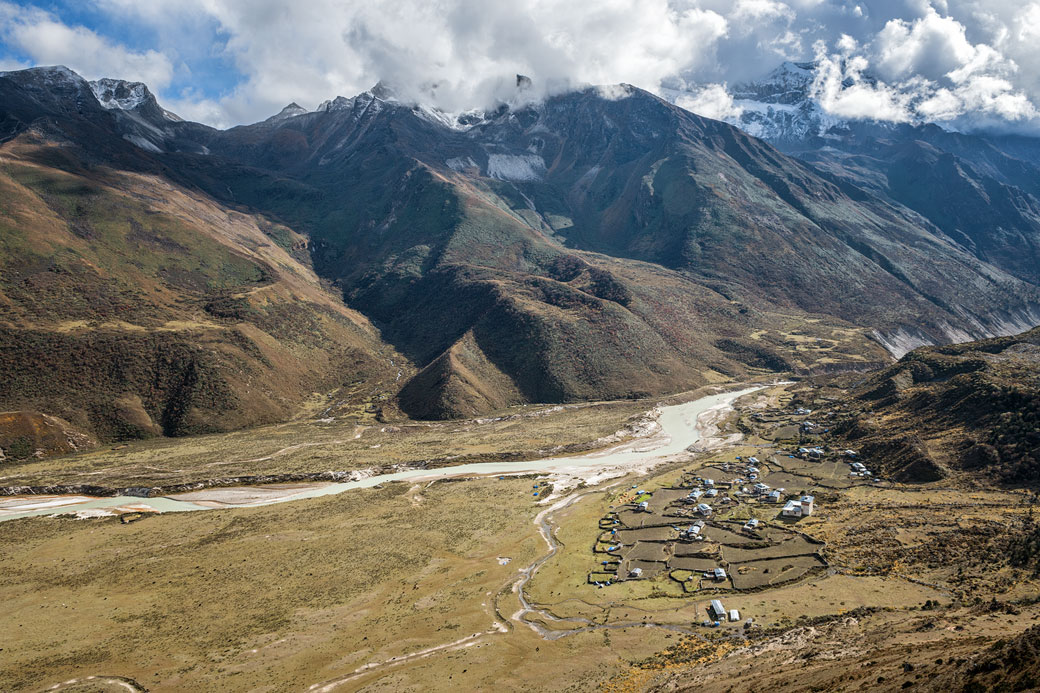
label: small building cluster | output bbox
[848,461,870,477]
[706,598,740,625]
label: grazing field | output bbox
[729,555,827,589]
[4,381,1040,692]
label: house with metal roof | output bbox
[782,495,815,517]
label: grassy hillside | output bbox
[821,327,1040,483]
[0,135,403,446]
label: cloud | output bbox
[1,0,1039,133]
[875,9,979,81]
[810,48,914,122]
[0,2,173,89]
[674,83,744,121]
[804,6,1040,131]
[91,0,729,125]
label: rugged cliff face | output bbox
[675,61,1040,288]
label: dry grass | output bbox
[0,399,651,488]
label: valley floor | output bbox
[1,383,1038,691]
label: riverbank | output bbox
[0,384,765,522]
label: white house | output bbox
[743,518,759,532]
[630,567,643,578]
[697,503,713,516]
[728,609,740,622]
[709,599,726,620]
[638,500,649,512]
[713,567,727,581]
[782,495,815,517]
[681,524,703,540]
[766,489,783,503]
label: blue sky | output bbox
[2,0,1039,131]
[1,0,243,120]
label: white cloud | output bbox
[93,0,730,125]
[674,83,744,121]
[876,9,987,81]
[0,2,173,89]
[2,0,1039,133]
[810,46,914,122]
[836,33,858,54]
[732,0,794,23]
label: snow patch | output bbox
[487,154,546,181]
[90,78,150,111]
[268,102,308,122]
[123,134,162,153]
[316,96,354,112]
[576,165,601,186]
[447,156,478,172]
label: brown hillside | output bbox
[0,136,405,444]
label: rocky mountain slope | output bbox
[2,65,1040,432]
[679,61,1040,288]
[816,326,1040,483]
[0,69,403,446]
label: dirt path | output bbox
[304,386,765,690]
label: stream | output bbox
[0,385,764,523]
[300,384,766,690]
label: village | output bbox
[585,398,875,627]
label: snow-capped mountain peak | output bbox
[90,78,152,111]
[316,96,355,112]
[667,60,859,143]
[266,102,309,122]
[88,77,182,122]
[0,65,96,104]
[731,60,818,105]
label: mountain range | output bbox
[675,61,1040,290]
[1,63,1039,443]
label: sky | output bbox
[1,0,1039,132]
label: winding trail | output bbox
[303,384,770,691]
[510,487,700,640]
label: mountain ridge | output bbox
[2,64,1039,431]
